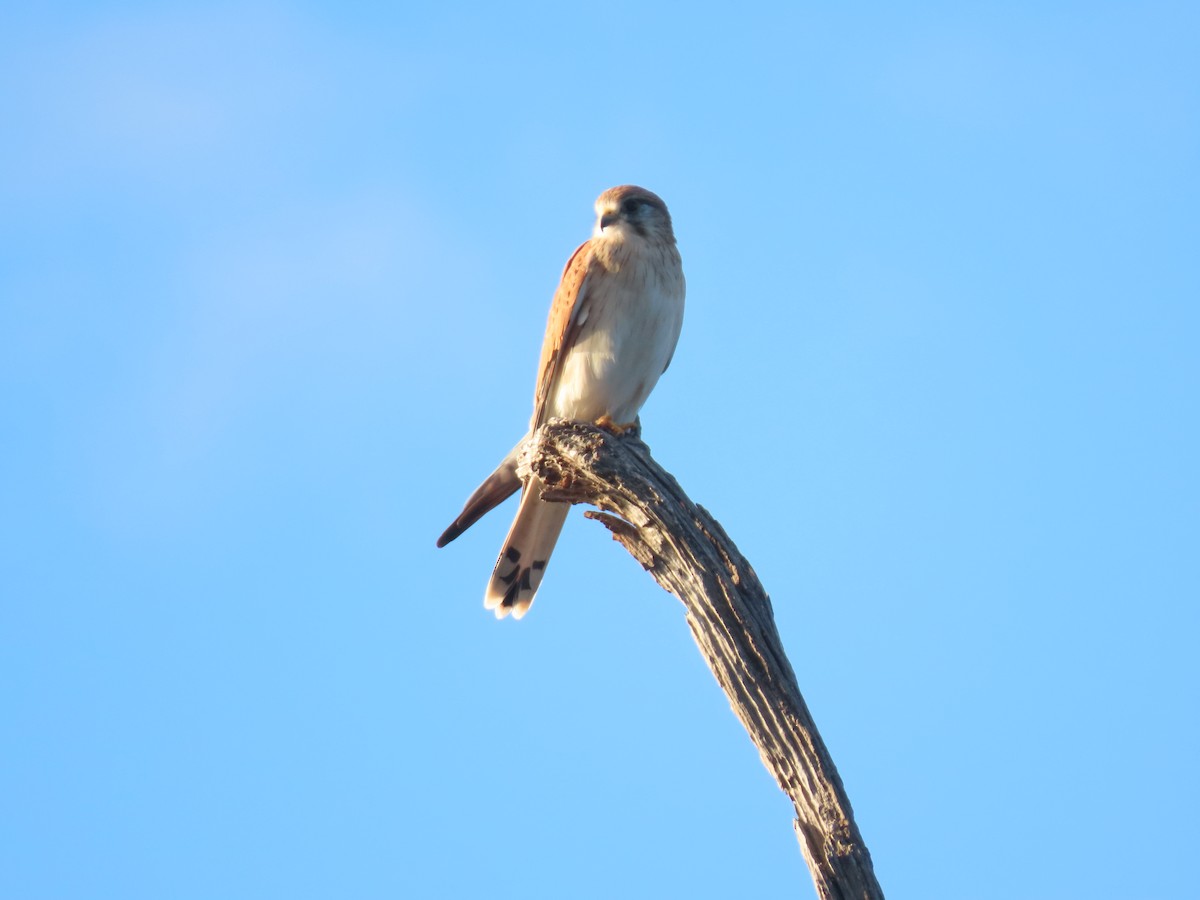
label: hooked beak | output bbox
[599,211,619,230]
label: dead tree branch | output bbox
[524,420,884,900]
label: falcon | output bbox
[437,185,686,619]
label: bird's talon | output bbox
[595,415,639,436]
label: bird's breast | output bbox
[550,246,684,424]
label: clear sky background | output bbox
[3,3,1197,898]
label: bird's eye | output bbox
[621,198,641,215]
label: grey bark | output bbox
[522,420,884,900]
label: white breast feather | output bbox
[550,246,684,424]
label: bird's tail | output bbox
[484,477,569,619]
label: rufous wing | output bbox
[530,240,596,430]
[436,443,522,548]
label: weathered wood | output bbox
[522,420,884,900]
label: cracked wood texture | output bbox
[525,420,884,900]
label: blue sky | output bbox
[2,3,1197,898]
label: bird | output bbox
[436,185,686,619]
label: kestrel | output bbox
[437,185,686,619]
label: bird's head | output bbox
[593,185,674,243]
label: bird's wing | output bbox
[530,239,596,430]
[435,442,522,547]
[436,241,596,550]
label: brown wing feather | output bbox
[530,239,595,430]
[435,453,521,547]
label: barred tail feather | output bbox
[484,479,569,619]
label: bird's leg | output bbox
[595,414,641,438]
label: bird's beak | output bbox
[599,211,619,230]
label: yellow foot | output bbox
[595,415,640,436]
